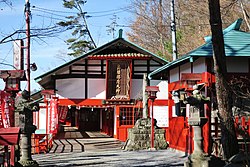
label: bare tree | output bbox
[0,26,65,44]
[128,0,250,61]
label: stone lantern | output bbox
[184,85,210,167]
[15,90,39,167]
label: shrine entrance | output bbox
[79,108,100,131]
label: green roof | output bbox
[189,18,250,57]
[149,18,250,79]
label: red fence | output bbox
[211,116,250,157]
[32,134,54,154]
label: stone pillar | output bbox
[18,111,38,167]
[193,125,203,154]
[183,86,211,167]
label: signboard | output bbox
[181,73,202,81]
[2,95,10,128]
[49,97,58,134]
[153,106,169,127]
[13,40,24,70]
[0,91,4,128]
[0,91,12,128]
[58,106,68,123]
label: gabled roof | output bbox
[149,18,250,79]
[35,33,168,84]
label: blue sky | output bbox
[0,0,132,91]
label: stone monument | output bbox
[184,85,210,167]
[122,118,168,151]
[15,90,39,167]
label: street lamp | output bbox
[146,86,159,149]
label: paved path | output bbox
[33,130,187,166]
[33,148,187,167]
[49,138,124,153]
[33,137,187,167]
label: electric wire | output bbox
[32,8,68,18]
[35,14,66,22]
[32,5,130,18]
[32,5,130,15]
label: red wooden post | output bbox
[248,119,250,152]
[10,145,15,166]
[235,117,239,137]
[151,100,154,149]
[242,117,246,131]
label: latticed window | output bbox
[119,107,142,126]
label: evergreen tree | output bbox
[58,0,96,57]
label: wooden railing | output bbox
[31,134,54,154]
[211,116,250,157]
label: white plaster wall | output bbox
[39,107,47,130]
[134,66,147,72]
[227,57,248,73]
[180,63,191,74]
[134,60,147,65]
[169,67,179,82]
[88,79,106,99]
[88,60,103,74]
[56,78,85,98]
[193,57,206,73]
[131,79,142,99]
[150,80,168,99]
[71,65,85,71]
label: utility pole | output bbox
[25,0,31,95]
[170,0,177,61]
[16,1,39,166]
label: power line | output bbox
[32,8,67,18]
[35,14,66,22]
[32,6,77,14]
[32,5,130,15]
[89,10,129,18]
[32,5,130,19]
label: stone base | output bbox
[16,160,39,167]
[148,147,157,151]
[122,118,168,151]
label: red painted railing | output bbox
[32,134,54,154]
[211,116,250,157]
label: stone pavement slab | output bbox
[33,149,187,167]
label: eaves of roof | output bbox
[148,55,191,79]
